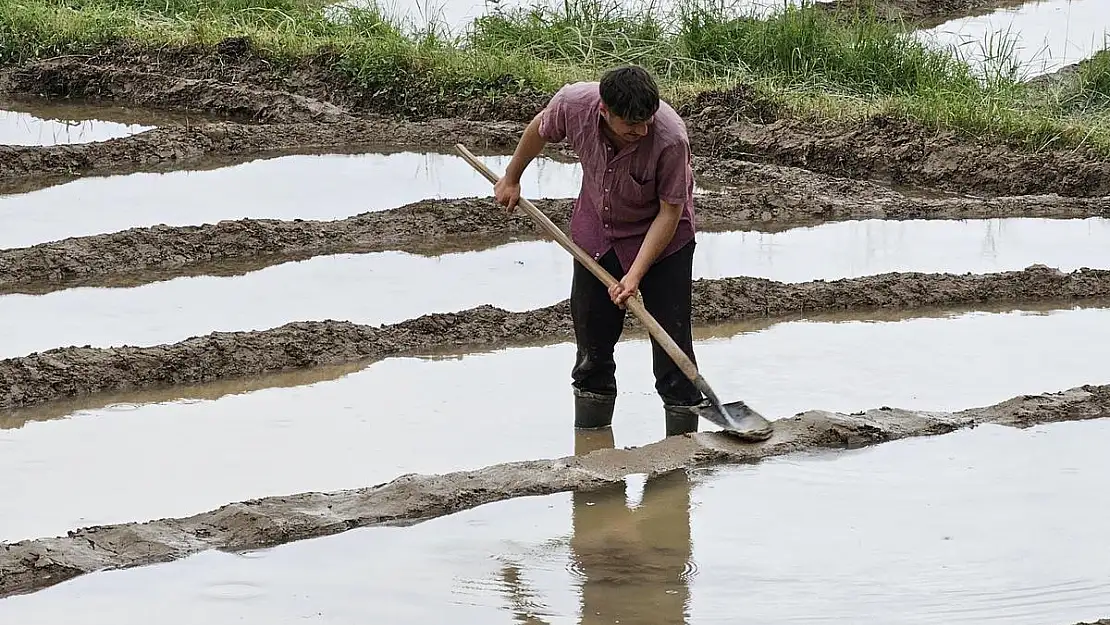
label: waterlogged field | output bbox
[1,0,1110,623]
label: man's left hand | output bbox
[608,274,641,308]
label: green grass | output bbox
[2,0,1110,153]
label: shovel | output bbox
[455,144,773,442]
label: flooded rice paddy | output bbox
[2,303,1109,542]
[3,49,1110,621]
[0,151,584,249]
[1,217,1108,358]
[1,416,1107,624]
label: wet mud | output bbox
[4,181,1107,295]
[690,113,1110,198]
[7,58,351,124]
[0,119,526,187]
[4,53,1110,198]
[1,265,1107,411]
[1,382,1107,599]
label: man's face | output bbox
[600,104,653,142]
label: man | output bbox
[493,65,704,437]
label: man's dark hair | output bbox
[599,65,660,123]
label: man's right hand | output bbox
[493,176,521,213]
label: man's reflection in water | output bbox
[496,431,695,625]
[570,429,693,625]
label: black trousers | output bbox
[570,239,703,407]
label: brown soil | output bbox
[1,382,1106,598]
[0,118,526,187]
[4,176,1106,295]
[688,113,1110,197]
[4,52,1110,198]
[1,265,1106,411]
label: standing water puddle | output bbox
[1,304,1109,541]
[3,217,1109,358]
[0,151,583,249]
[917,0,1110,77]
[0,418,1107,624]
[0,98,188,146]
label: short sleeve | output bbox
[655,140,692,206]
[537,87,569,143]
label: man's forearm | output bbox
[627,200,682,280]
[504,113,548,183]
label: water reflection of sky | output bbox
[0,108,153,146]
[917,0,1110,78]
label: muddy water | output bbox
[0,101,155,146]
[918,0,1110,77]
[0,151,583,250]
[2,304,1110,542]
[5,417,1107,624]
[3,217,1109,358]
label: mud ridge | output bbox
[0,43,553,124]
[688,112,1110,198]
[5,178,1109,295]
[0,119,525,185]
[7,58,353,124]
[1,265,1108,411]
[2,383,1108,598]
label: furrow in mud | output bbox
[686,110,1110,198]
[1,382,1107,599]
[1,265,1107,411]
[4,185,1108,295]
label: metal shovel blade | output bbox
[696,400,774,442]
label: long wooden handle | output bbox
[454,143,702,383]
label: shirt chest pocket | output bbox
[614,169,657,205]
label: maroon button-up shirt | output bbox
[537,81,696,274]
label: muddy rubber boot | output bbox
[664,403,700,436]
[574,388,616,429]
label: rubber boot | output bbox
[574,388,616,429]
[664,403,700,436]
